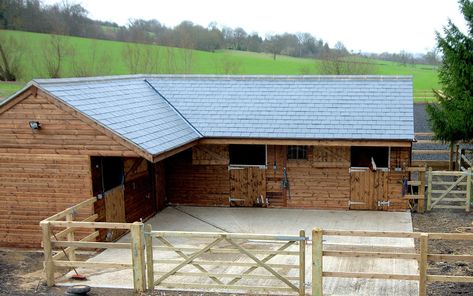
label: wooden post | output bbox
[66,213,76,261]
[41,221,55,287]
[145,224,154,291]
[299,230,306,296]
[418,165,426,213]
[466,168,472,212]
[312,228,323,296]
[419,233,429,296]
[449,142,454,171]
[427,167,433,211]
[131,222,146,292]
[455,144,460,170]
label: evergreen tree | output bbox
[427,0,473,142]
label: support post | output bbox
[427,167,433,211]
[299,230,306,296]
[145,224,154,291]
[449,142,454,171]
[419,233,429,296]
[66,213,76,261]
[455,144,460,170]
[41,221,55,287]
[466,168,472,212]
[312,228,323,296]
[418,165,426,213]
[131,222,146,292]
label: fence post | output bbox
[419,233,429,296]
[418,165,426,213]
[299,230,306,296]
[66,213,76,261]
[427,167,433,211]
[131,222,146,292]
[312,228,323,296]
[466,168,472,212]
[40,221,55,287]
[145,224,154,291]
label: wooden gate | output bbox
[229,167,266,206]
[104,185,127,240]
[427,168,472,211]
[146,229,306,295]
[350,170,388,210]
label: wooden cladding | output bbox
[286,146,351,209]
[0,153,93,247]
[165,149,230,206]
[165,145,411,211]
[192,145,229,165]
[0,92,137,157]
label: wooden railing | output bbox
[312,229,473,296]
[145,229,307,295]
[40,197,146,292]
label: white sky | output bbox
[43,0,468,53]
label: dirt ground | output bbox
[412,209,473,296]
[1,210,472,296]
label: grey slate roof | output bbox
[34,77,200,155]
[28,75,413,156]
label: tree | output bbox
[319,42,374,75]
[0,33,23,81]
[71,40,112,76]
[37,34,73,78]
[426,0,473,143]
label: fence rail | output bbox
[313,229,473,296]
[41,197,473,295]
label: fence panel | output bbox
[427,168,472,211]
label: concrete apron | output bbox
[57,207,418,295]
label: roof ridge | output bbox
[32,74,413,85]
[143,78,203,138]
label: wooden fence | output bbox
[41,198,473,295]
[145,229,307,295]
[312,229,473,296]
[426,168,472,211]
[40,197,147,292]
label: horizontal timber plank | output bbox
[323,271,419,281]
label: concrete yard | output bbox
[59,207,418,295]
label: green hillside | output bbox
[0,30,439,101]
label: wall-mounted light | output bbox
[28,121,41,130]
[273,160,277,172]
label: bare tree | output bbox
[37,34,73,78]
[219,55,242,74]
[122,43,160,74]
[179,48,193,73]
[0,33,23,81]
[72,40,112,76]
[319,42,374,75]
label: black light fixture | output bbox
[28,121,41,130]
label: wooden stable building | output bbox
[0,75,414,247]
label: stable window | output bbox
[287,145,308,160]
[351,147,389,168]
[229,144,266,166]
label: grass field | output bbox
[0,30,439,101]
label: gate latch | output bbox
[377,200,391,207]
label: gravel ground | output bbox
[412,210,473,296]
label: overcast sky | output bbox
[43,0,468,53]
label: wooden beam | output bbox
[200,138,412,147]
[0,87,33,114]
[152,140,199,163]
